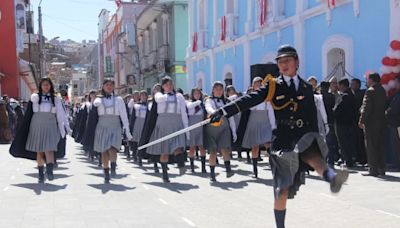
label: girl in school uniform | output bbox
[186,87,207,173]
[146,76,189,183]
[204,81,237,182]
[25,78,66,183]
[128,91,149,164]
[241,77,276,178]
[93,80,132,183]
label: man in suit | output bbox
[334,79,357,167]
[351,79,367,164]
[321,81,339,168]
[386,75,400,170]
[210,45,348,228]
[359,73,387,176]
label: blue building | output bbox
[185,0,400,94]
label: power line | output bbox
[42,14,98,22]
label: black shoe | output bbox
[161,163,170,183]
[226,171,235,178]
[200,156,207,173]
[38,166,45,183]
[190,158,195,173]
[179,166,187,175]
[330,170,349,193]
[110,162,117,177]
[46,163,54,181]
[362,172,379,177]
[154,163,160,174]
[104,168,110,184]
[163,177,170,183]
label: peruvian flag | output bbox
[221,16,227,41]
[115,0,122,7]
[260,0,267,27]
[328,0,336,8]
[192,32,198,52]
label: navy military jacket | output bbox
[223,75,319,152]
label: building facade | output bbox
[186,0,400,94]
[0,0,38,100]
[136,0,189,93]
[98,2,146,95]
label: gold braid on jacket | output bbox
[262,74,298,112]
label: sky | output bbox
[30,0,118,42]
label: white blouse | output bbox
[93,95,131,139]
[205,97,237,141]
[154,92,189,130]
[314,94,329,136]
[31,93,66,138]
[186,100,204,116]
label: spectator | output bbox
[334,78,357,167]
[351,78,367,164]
[307,76,319,93]
[0,99,10,143]
[385,75,400,170]
[359,73,387,176]
[321,81,339,168]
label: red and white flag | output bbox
[328,0,336,8]
[260,0,267,27]
[192,32,197,52]
[221,16,227,41]
[115,0,122,7]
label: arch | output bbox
[322,35,354,81]
[260,52,276,64]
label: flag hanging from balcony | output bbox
[192,32,198,52]
[260,0,267,27]
[221,16,227,41]
[115,0,122,7]
[328,0,336,8]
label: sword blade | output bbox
[138,119,211,151]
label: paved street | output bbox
[0,137,399,228]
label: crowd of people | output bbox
[5,45,400,228]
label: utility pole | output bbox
[38,0,45,78]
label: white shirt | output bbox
[93,95,132,139]
[205,97,237,140]
[283,75,300,91]
[154,92,189,130]
[186,100,204,116]
[314,94,329,136]
[31,93,66,137]
[133,103,148,118]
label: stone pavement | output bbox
[0,137,399,228]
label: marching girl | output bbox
[128,91,149,164]
[25,78,66,183]
[186,87,207,174]
[93,80,132,183]
[146,76,188,183]
[205,81,237,182]
[241,77,276,178]
[81,90,97,161]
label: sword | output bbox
[138,119,211,151]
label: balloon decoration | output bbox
[380,40,400,98]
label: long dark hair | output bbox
[101,80,115,97]
[190,87,203,102]
[160,76,176,94]
[38,77,56,106]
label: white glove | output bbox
[125,128,133,141]
[232,133,237,143]
[186,132,190,141]
[325,124,330,135]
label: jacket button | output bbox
[290,116,294,120]
[290,126,295,130]
[290,107,294,111]
[290,98,294,101]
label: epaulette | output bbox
[262,74,277,102]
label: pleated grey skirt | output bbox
[132,117,145,142]
[242,110,272,149]
[25,112,60,152]
[147,113,186,155]
[205,117,231,152]
[93,115,122,153]
[270,132,328,199]
[188,115,204,147]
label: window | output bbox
[327,48,346,81]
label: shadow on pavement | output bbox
[143,182,199,194]
[378,175,400,182]
[87,184,136,194]
[210,180,248,190]
[25,173,73,180]
[12,183,68,195]
[143,172,179,178]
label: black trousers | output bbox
[353,124,367,164]
[365,126,386,174]
[335,123,356,166]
